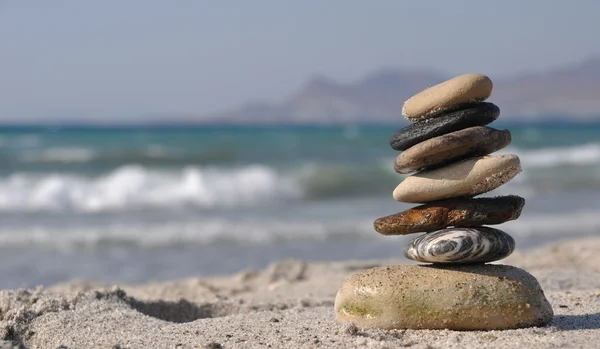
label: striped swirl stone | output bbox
[404,227,515,264]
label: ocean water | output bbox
[0,123,599,288]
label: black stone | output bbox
[390,102,500,151]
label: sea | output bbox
[0,122,598,289]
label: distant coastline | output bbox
[181,57,600,125]
[0,57,600,129]
[3,57,600,126]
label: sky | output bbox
[1,0,600,121]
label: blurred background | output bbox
[0,1,599,289]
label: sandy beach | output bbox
[0,236,599,349]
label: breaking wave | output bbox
[0,142,597,213]
[0,165,301,212]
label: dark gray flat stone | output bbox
[390,102,500,151]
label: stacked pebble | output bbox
[378,73,521,265]
[334,73,553,331]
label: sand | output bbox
[1,237,600,349]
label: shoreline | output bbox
[2,236,600,348]
[0,228,596,291]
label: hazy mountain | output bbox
[193,57,600,125]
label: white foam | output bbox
[20,147,97,163]
[500,143,600,168]
[501,209,600,238]
[0,217,376,249]
[0,165,301,212]
[0,208,595,250]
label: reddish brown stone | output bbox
[373,195,525,235]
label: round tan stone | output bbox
[402,73,493,121]
[334,264,553,330]
[392,154,521,203]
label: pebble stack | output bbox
[334,73,553,331]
